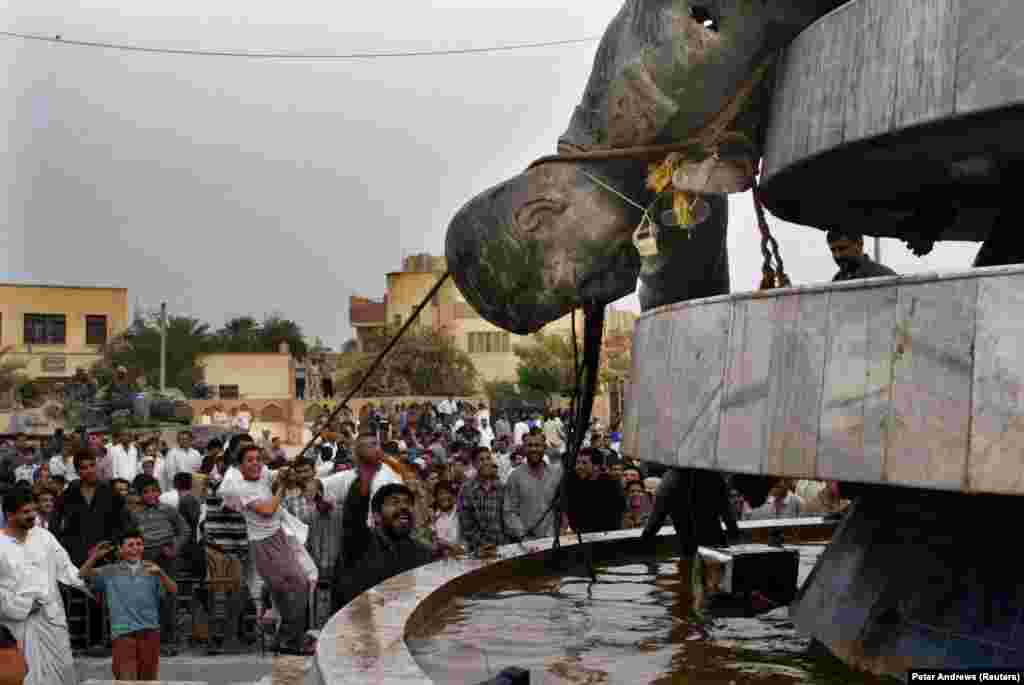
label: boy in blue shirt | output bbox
[79,527,177,681]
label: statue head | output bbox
[446,0,846,332]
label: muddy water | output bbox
[407,545,895,684]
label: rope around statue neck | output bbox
[526,53,790,290]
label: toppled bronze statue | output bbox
[447,0,846,332]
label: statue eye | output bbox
[690,5,719,32]
[515,198,568,235]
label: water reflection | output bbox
[407,546,895,684]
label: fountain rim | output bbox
[314,517,834,685]
[635,262,1024,323]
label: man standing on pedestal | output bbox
[827,229,897,282]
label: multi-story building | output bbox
[0,283,129,381]
[348,254,637,387]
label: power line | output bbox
[0,30,599,60]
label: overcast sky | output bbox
[0,1,981,348]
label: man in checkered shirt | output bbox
[458,450,508,556]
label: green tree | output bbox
[214,315,308,359]
[513,332,578,399]
[338,326,478,397]
[258,315,308,359]
[598,332,633,388]
[483,379,548,409]
[514,330,629,403]
[214,316,261,353]
[95,312,213,394]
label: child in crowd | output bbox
[80,529,178,681]
[432,482,460,547]
[32,483,59,531]
[622,480,653,529]
[134,475,189,655]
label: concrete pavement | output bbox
[77,652,319,685]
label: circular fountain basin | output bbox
[314,518,841,685]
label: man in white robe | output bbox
[0,490,89,685]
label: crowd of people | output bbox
[0,392,857,684]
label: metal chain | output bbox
[752,164,790,289]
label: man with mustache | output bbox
[566,448,626,534]
[332,479,436,611]
[827,229,897,282]
[1,489,89,684]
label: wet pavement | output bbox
[76,652,318,685]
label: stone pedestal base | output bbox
[793,489,1024,676]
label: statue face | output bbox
[447,160,646,334]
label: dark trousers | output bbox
[209,587,247,646]
[147,553,179,644]
[296,379,306,400]
[267,586,308,650]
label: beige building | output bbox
[0,283,129,380]
[349,254,637,387]
[196,351,296,400]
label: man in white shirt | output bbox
[162,431,202,493]
[48,436,78,483]
[220,446,310,655]
[492,435,515,484]
[314,429,343,477]
[437,396,456,427]
[513,413,531,447]
[478,416,494,450]
[543,412,565,454]
[321,433,403,513]
[108,432,138,482]
[1,489,90,685]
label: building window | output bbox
[24,314,66,345]
[468,331,510,354]
[219,385,240,399]
[85,315,108,346]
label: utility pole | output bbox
[159,302,167,392]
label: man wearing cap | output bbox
[827,229,897,282]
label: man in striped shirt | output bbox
[202,484,252,654]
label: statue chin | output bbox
[449,259,638,335]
